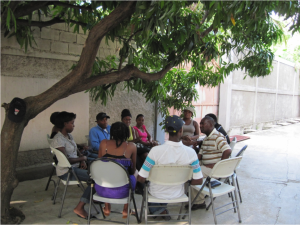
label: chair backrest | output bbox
[235,145,248,157]
[90,159,129,188]
[51,147,72,168]
[47,134,52,145]
[148,165,193,185]
[229,137,237,150]
[209,157,242,178]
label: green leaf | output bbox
[6,8,11,30]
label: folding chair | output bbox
[231,145,248,203]
[229,137,237,150]
[187,157,243,224]
[51,147,100,218]
[87,158,140,225]
[140,165,193,225]
[45,134,57,192]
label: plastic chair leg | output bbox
[131,193,141,223]
[88,185,93,225]
[126,189,131,225]
[233,177,242,223]
[208,183,218,225]
[58,173,70,218]
[45,166,56,191]
[53,178,61,204]
[177,203,184,220]
[236,177,242,203]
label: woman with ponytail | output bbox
[97,122,137,217]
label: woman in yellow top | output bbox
[121,109,140,143]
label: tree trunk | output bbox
[1,105,27,223]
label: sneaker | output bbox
[185,202,206,210]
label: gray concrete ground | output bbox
[11,123,300,224]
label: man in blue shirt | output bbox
[89,112,111,152]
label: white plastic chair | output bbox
[45,134,57,192]
[231,145,248,203]
[190,157,243,224]
[87,158,140,225]
[51,147,99,218]
[140,165,193,224]
[229,137,237,150]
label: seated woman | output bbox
[51,112,89,182]
[133,114,157,161]
[74,122,137,219]
[50,111,97,160]
[181,107,200,149]
[50,111,60,138]
[121,109,140,143]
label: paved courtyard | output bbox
[11,123,300,224]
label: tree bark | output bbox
[1,106,27,223]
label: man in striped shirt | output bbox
[189,116,232,210]
[137,115,203,220]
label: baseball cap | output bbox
[8,97,26,123]
[165,115,185,133]
[96,112,110,121]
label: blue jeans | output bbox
[58,167,89,182]
[148,203,168,215]
[59,167,94,204]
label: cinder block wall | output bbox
[1,15,155,181]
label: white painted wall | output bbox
[1,76,89,151]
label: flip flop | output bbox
[76,214,97,220]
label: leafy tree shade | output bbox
[1,1,300,223]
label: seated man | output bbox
[206,113,230,144]
[189,116,232,210]
[89,112,111,152]
[137,115,203,220]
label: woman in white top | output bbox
[181,107,200,148]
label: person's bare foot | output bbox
[103,203,111,216]
[73,206,88,219]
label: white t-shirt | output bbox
[139,140,203,200]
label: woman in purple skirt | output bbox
[97,122,137,218]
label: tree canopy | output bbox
[2,1,300,117]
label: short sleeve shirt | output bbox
[200,128,231,165]
[51,132,79,176]
[139,141,203,199]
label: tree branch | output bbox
[118,28,143,71]
[201,10,210,24]
[13,2,49,18]
[72,63,172,93]
[51,1,93,12]
[200,24,214,38]
[16,17,87,28]
[25,1,137,119]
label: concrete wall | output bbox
[89,85,156,138]
[219,55,300,134]
[1,15,155,180]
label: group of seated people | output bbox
[49,108,232,220]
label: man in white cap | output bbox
[137,115,203,221]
